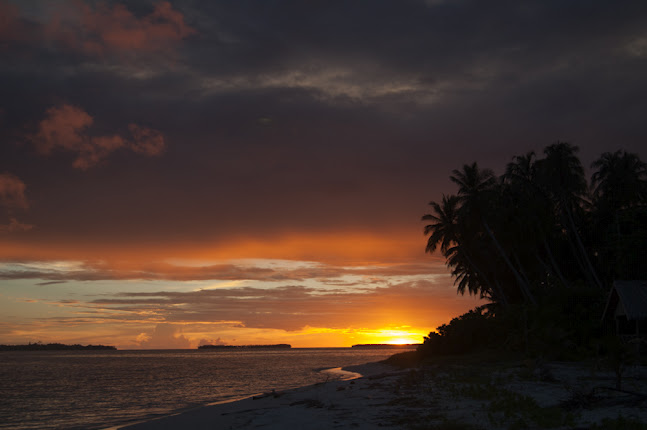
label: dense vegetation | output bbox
[198,344,291,349]
[0,343,116,351]
[419,143,647,359]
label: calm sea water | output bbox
[0,348,408,429]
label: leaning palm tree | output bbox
[423,194,462,255]
[450,162,535,305]
[422,194,505,304]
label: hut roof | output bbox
[603,280,647,321]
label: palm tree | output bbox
[591,150,647,279]
[422,194,505,304]
[423,194,461,255]
[535,142,602,289]
[450,162,535,305]
[504,151,571,289]
[591,150,647,211]
[535,143,588,210]
[505,151,536,185]
[449,162,497,214]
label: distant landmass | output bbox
[0,343,117,351]
[198,344,291,349]
[351,344,421,349]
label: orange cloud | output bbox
[193,233,432,265]
[81,280,467,331]
[23,279,478,347]
[46,1,195,56]
[6,279,475,348]
[27,104,165,169]
[0,230,437,267]
[0,172,33,233]
[0,172,29,210]
[136,323,190,349]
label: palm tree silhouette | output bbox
[450,162,535,304]
[504,151,570,289]
[591,150,647,211]
[422,194,506,303]
[420,144,647,359]
[591,150,647,280]
[422,144,646,307]
[535,142,602,289]
[423,194,461,256]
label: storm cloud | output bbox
[1,0,646,347]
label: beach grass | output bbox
[379,348,647,430]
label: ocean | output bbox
[0,347,409,429]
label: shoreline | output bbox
[111,357,647,429]
[113,361,405,429]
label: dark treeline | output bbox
[419,143,647,359]
[198,344,291,349]
[351,344,422,349]
[0,343,117,351]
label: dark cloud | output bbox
[0,218,34,233]
[35,280,67,286]
[0,1,22,47]
[0,0,646,256]
[1,0,194,56]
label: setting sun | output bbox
[357,328,425,345]
[385,337,419,345]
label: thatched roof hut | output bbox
[602,280,647,336]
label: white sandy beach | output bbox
[118,362,407,429]
[117,359,647,429]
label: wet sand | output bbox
[117,362,406,429]
[117,360,647,429]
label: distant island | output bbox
[0,343,117,351]
[351,344,421,349]
[198,343,292,349]
[198,344,291,349]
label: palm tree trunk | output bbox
[614,211,622,279]
[482,219,537,305]
[460,246,508,307]
[565,207,603,289]
[494,279,508,307]
[542,240,571,288]
[565,225,595,283]
[535,253,554,286]
[512,249,532,287]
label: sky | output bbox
[1,0,647,349]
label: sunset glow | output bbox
[385,339,419,345]
[1,0,646,350]
[0,253,476,348]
